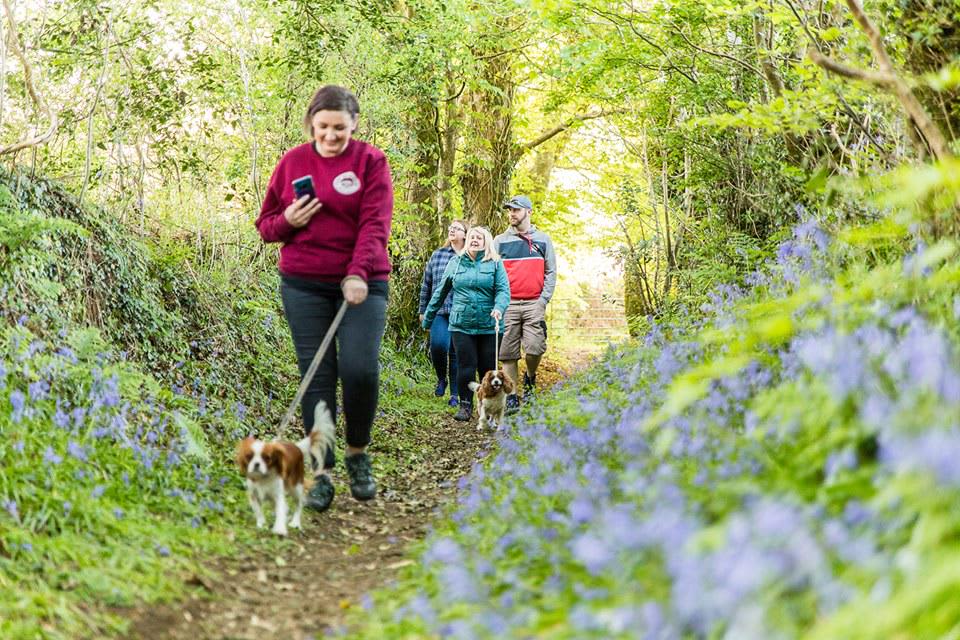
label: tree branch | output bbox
[522,109,621,151]
[0,0,58,156]
[669,23,765,80]
[808,48,894,86]
[808,0,952,160]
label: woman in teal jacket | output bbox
[422,226,511,421]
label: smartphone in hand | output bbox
[292,175,316,201]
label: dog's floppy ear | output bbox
[236,437,254,472]
[482,369,496,388]
[502,371,516,394]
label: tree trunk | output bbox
[460,41,515,230]
[895,1,960,148]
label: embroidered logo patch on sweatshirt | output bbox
[333,171,361,195]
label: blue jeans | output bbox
[430,314,458,397]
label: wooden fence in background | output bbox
[546,293,628,355]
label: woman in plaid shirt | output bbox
[419,220,468,407]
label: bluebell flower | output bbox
[43,446,63,465]
[438,565,481,603]
[28,380,48,402]
[102,375,121,407]
[9,390,26,423]
[571,532,612,575]
[360,593,374,611]
[3,499,19,521]
[424,537,462,566]
[26,340,45,358]
[67,440,88,462]
[53,404,71,429]
[406,594,437,625]
[825,448,858,480]
[880,428,960,485]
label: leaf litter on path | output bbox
[124,413,493,640]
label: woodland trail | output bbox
[123,358,579,640]
[126,414,492,640]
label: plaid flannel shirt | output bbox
[419,246,457,316]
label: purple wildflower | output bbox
[67,440,88,462]
[43,446,63,465]
[9,390,25,423]
[424,538,463,565]
[3,499,19,521]
[28,380,48,402]
[571,533,613,575]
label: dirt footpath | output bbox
[124,358,580,640]
[126,415,491,640]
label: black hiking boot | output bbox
[453,401,473,422]
[505,394,520,415]
[345,453,377,501]
[523,372,536,397]
[305,473,335,512]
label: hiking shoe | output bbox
[434,379,447,397]
[305,474,335,512]
[523,372,536,396]
[453,401,473,422]
[448,396,459,408]
[345,453,377,501]
[505,394,520,415]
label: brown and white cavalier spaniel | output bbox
[468,369,515,431]
[235,401,336,536]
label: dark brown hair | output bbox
[303,85,360,133]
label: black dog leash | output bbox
[275,299,349,440]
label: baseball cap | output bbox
[502,195,533,210]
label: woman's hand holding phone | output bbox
[283,195,322,228]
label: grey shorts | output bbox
[499,298,547,360]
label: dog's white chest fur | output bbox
[468,370,514,431]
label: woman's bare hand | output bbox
[342,277,368,305]
[283,196,322,228]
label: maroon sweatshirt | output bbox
[255,140,393,282]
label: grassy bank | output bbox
[0,170,431,639]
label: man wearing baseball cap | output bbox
[493,195,557,413]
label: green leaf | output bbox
[820,26,843,41]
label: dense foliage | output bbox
[12,0,955,334]
[2,0,959,637]
[0,170,428,637]
[343,191,960,637]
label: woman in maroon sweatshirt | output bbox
[256,85,392,511]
